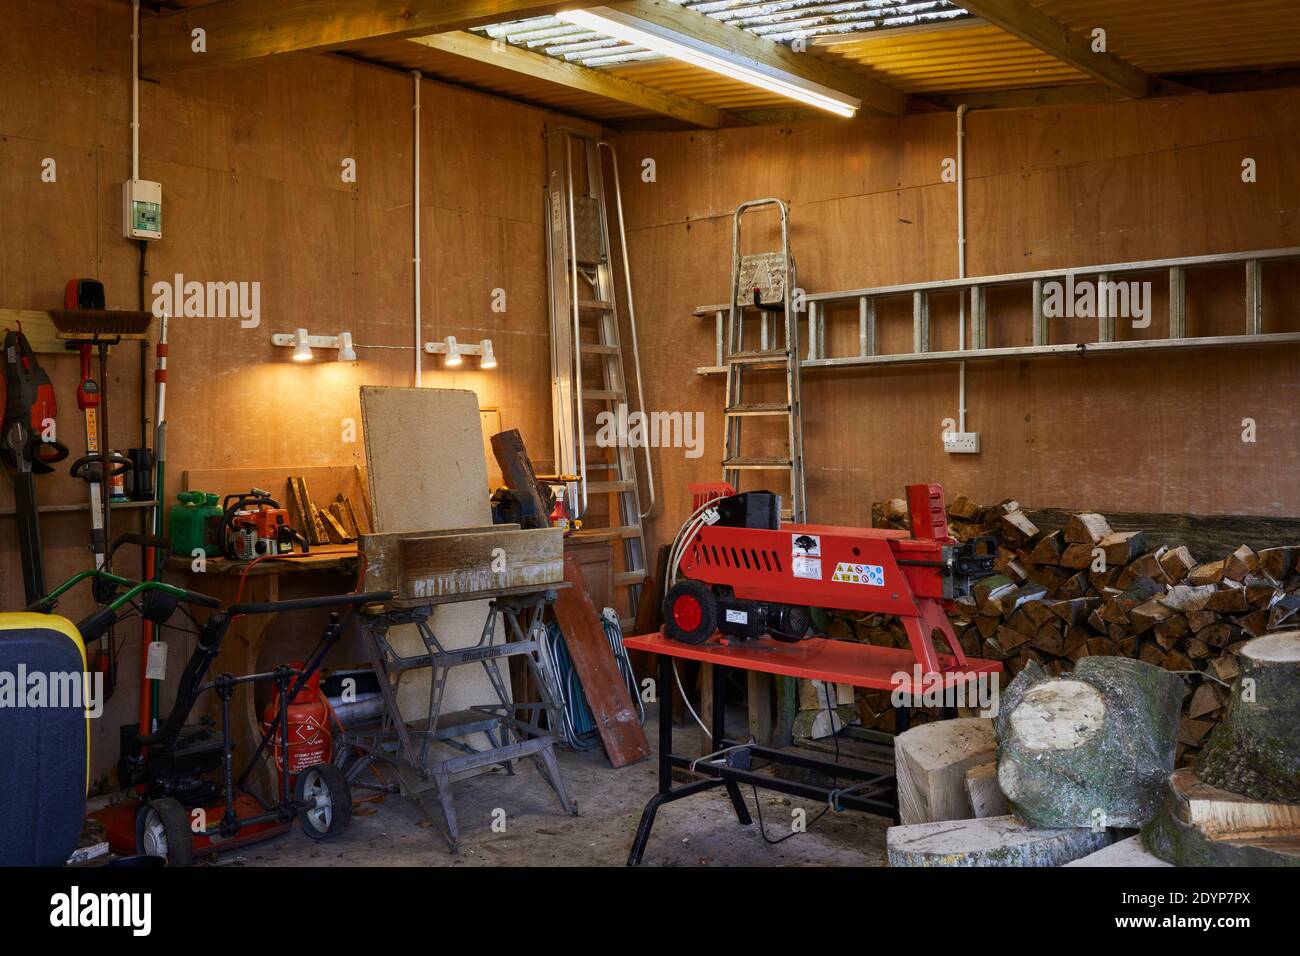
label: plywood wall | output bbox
[610,88,1300,550]
[0,0,582,783]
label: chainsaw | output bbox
[219,489,309,561]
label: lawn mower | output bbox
[24,533,392,864]
[662,483,996,674]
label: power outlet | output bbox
[943,431,980,454]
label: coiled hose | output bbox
[540,609,645,751]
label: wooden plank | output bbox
[141,0,611,75]
[553,553,651,767]
[410,31,726,128]
[609,0,908,115]
[746,671,773,745]
[955,0,1149,97]
[490,427,553,527]
[397,526,563,601]
[0,309,66,354]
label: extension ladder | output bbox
[722,199,807,524]
[545,125,653,623]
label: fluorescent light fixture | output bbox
[479,339,497,369]
[292,328,312,362]
[338,331,356,362]
[558,8,860,117]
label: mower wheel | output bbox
[296,763,352,840]
[663,580,717,645]
[136,798,194,866]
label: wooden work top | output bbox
[166,544,359,577]
[625,631,1001,693]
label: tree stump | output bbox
[1196,632,1300,803]
[996,656,1185,828]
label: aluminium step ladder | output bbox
[545,125,654,623]
[723,198,807,524]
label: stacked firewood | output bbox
[855,495,1300,766]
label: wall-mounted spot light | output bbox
[271,329,358,363]
[444,336,462,367]
[423,336,497,370]
[292,328,312,362]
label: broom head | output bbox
[49,308,153,341]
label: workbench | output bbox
[622,631,1001,865]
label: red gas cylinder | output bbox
[261,663,332,786]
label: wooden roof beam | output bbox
[410,31,728,128]
[141,0,610,75]
[955,0,1149,97]
[605,0,909,116]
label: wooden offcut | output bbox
[895,717,996,825]
[552,554,650,768]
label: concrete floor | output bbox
[224,704,891,867]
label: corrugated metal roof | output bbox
[476,1,972,67]
[283,0,1300,122]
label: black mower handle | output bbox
[228,590,394,616]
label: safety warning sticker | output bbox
[792,556,822,580]
[832,562,885,586]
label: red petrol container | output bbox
[260,663,332,786]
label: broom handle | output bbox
[139,316,168,734]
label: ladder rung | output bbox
[727,349,789,366]
[725,403,791,417]
[572,525,642,542]
[577,299,615,312]
[582,388,624,402]
[723,456,792,469]
[579,343,620,355]
[585,479,635,494]
[614,570,647,586]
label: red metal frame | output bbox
[678,483,970,674]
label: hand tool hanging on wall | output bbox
[0,325,70,603]
[52,297,153,702]
[63,281,128,570]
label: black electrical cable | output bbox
[749,677,841,845]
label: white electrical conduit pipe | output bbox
[131,0,140,182]
[412,71,422,388]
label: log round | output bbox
[1196,631,1300,803]
[1142,769,1300,867]
[996,656,1185,828]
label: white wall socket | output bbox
[943,431,980,454]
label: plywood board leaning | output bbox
[358,387,506,734]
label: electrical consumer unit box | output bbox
[122,179,162,240]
